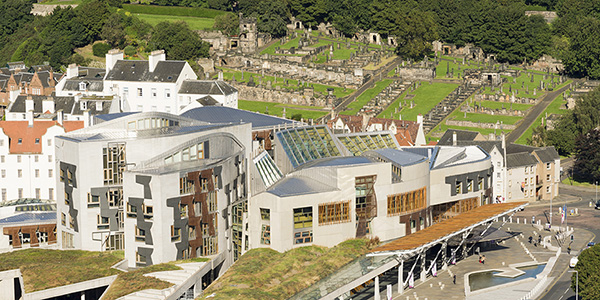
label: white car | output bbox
[570,256,578,268]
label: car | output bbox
[595,200,600,210]
[584,242,596,250]
[570,256,578,268]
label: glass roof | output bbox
[337,133,398,156]
[276,126,341,168]
[254,151,283,188]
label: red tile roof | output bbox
[328,115,421,146]
[0,120,84,154]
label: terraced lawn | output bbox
[388,82,459,122]
[133,13,215,30]
[468,100,532,111]
[238,100,328,120]
[340,79,393,116]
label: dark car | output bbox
[595,200,600,210]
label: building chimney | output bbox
[105,49,124,75]
[57,109,63,125]
[149,50,166,73]
[218,71,223,80]
[25,96,34,112]
[42,97,54,114]
[83,110,90,127]
[67,64,79,79]
[49,70,55,87]
[417,114,423,125]
[452,131,457,146]
[27,110,34,127]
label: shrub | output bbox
[124,45,136,56]
[92,42,112,57]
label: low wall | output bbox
[446,119,517,130]
[31,4,78,16]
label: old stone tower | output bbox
[239,13,257,53]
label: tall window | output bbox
[137,88,142,97]
[49,188,53,200]
[387,187,427,216]
[103,143,126,185]
[17,169,22,178]
[293,207,313,244]
[1,189,6,202]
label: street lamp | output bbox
[569,270,579,300]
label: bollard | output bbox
[430,283,433,287]
[517,218,519,224]
[502,262,505,266]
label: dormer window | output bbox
[18,138,22,144]
[79,82,86,91]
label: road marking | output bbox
[565,288,570,293]
[559,295,564,300]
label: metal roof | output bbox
[276,125,342,168]
[94,112,139,122]
[367,148,428,166]
[181,106,297,129]
[0,212,56,225]
[298,156,376,169]
[268,176,338,197]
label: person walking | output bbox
[481,255,486,264]
[453,274,456,284]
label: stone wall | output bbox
[232,82,333,107]
[398,67,435,81]
[525,11,558,23]
[31,4,77,16]
[446,119,516,130]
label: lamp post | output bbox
[569,270,579,300]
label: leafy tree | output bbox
[527,124,547,147]
[101,14,127,48]
[124,45,137,56]
[150,21,210,60]
[207,0,233,10]
[0,0,36,44]
[213,13,239,36]
[561,17,600,79]
[76,0,110,41]
[257,1,289,38]
[92,42,112,57]
[572,245,600,299]
[574,128,600,182]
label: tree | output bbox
[572,245,600,299]
[561,17,600,79]
[101,14,127,48]
[92,42,112,57]
[527,124,547,147]
[574,128,600,182]
[150,21,210,60]
[76,0,110,41]
[213,13,239,36]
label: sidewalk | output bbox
[381,222,594,300]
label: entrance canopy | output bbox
[369,202,528,257]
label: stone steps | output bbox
[423,84,481,133]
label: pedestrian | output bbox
[568,245,571,255]
[528,235,533,244]
[479,254,482,263]
[482,255,486,265]
[538,235,542,244]
[453,274,456,284]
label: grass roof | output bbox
[201,239,375,300]
[0,249,123,293]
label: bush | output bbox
[124,45,136,56]
[92,42,112,57]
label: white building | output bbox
[0,116,83,203]
[102,50,237,114]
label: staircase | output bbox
[422,83,481,133]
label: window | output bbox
[135,225,145,241]
[35,188,40,199]
[123,87,129,96]
[97,215,109,230]
[478,178,483,190]
[180,203,187,218]
[17,169,22,178]
[61,213,66,226]
[420,217,424,227]
[127,203,138,217]
[524,177,528,185]
[67,169,73,185]
[497,162,500,167]
[135,251,146,265]
[87,193,100,207]
[546,186,551,193]
[151,88,157,97]
[0,139,3,146]
[1,170,4,178]
[208,191,217,212]
[179,177,194,194]
[17,188,22,198]
[48,155,52,162]
[318,201,350,225]
[546,163,551,170]
[79,82,86,91]
[165,106,171,113]
[35,138,39,144]
[18,138,22,144]
[0,155,4,163]
[107,188,122,207]
[171,225,181,241]
[103,143,126,185]
[496,172,500,178]
[260,208,270,221]
[455,181,462,194]
[144,205,153,218]
[546,174,551,182]
[136,105,143,111]
[387,187,427,216]
[35,169,39,178]
[467,179,473,192]
[530,177,534,186]
[261,225,271,245]
[509,180,512,187]
[17,156,21,163]
[49,188,53,200]
[34,155,38,162]
[293,207,313,244]
[137,88,142,96]
[411,219,416,229]
[69,214,75,229]
[165,89,171,98]
[48,169,53,178]
[1,189,6,202]
[509,192,512,199]
[47,139,52,147]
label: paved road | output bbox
[507,81,577,144]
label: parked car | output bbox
[595,200,600,210]
[584,242,596,250]
[570,256,578,268]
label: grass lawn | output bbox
[133,14,215,31]
[217,68,353,98]
[561,176,597,188]
[390,82,459,122]
[435,59,483,80]
[515,92,569,144]
[481,73,557,99]
[203,239,372,300]
[102,257,209,300]
[238,100,328,120]
[260,37,301,55]
[0,249,123,293]
[39,0,80,4]
[340,79,393,116]
[469,100,532,111]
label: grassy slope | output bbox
[468,100,532,111]
[394,82,459,121]
[340,79,393,116]
[238,100,328,120]
[122,4,226,18]
[448,110,523,125]
[133,13,215,30]
[203,239,371,300]
[0,249,123,293]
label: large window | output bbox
[97,215,109,230]
[135,225,145,241]
[164,142,205,164]
[260,208,270,220]
[293,207,313,244]
[103,143,126,185]
[179,177,194,194]
[318,201,350,225]
[387,187,427,216]
[261,225,271,245]
[171,225,181,242]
